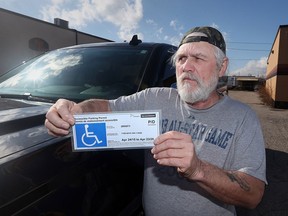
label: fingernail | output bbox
[62,122,69,129]
[68,118,74,125]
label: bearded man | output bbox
[45,26,266,216]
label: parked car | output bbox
[0,36,177,216]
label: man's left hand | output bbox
[151,131,203,180]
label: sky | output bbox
[0,0,287,77]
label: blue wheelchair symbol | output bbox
[75,123,107,148]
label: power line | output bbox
[224,41,271,61]
[228,47,270,52]
[227,41,271,45]
[226,41,271,52]
[229,58,265,61]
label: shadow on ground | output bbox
[236,148,288,216]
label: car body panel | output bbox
[0,40,176,215]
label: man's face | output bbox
[175,42,220,104]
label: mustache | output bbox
[178,72,201,84]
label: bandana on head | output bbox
[179,26,226,54]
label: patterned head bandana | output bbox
[179,26,226,54]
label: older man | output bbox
[45,26,266,216]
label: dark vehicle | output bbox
[0,37,176,216]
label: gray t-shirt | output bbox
[109,87,266,216]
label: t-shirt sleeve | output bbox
[231,108,267,184]
[108,90,147,111]
[109,87,175,111]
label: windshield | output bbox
[0,45,151,101]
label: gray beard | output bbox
[177,72,218,104]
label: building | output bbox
[0,8,113,75]
[266,25,288,108]
[220,76,261,91]
[234,76,260,91]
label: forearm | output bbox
[190,160,264,209]
[78,99,111,113]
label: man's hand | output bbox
[45,98,110,137]
[151,131,265,208]
[151,131,203,180]
[45,99,82,137]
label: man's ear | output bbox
[219,57,229,77]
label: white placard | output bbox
[72,110,160,151]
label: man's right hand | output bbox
[45,99,83,137]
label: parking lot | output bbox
[229,90,288,153]
[229,90,288,216]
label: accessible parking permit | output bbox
[72,110,161,151]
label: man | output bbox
[45,26,266,215]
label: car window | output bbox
[162,58,176,87]
[0,46,151,101]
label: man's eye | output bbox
[177,56,186,62]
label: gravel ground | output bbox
[229,90,288,216]
[228,90,288,153]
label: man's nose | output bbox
[182,58,195,72]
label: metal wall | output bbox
[266,25,288,108]
[0,8,112,75]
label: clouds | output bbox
[209,24,268,78]
[41,0,179,45]
[38,1,269,77]
[144,18,184,46]
[228,57,268,77]
[40,0,143,41]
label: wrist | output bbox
[178,159,205,181]
[188,159,205,181]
